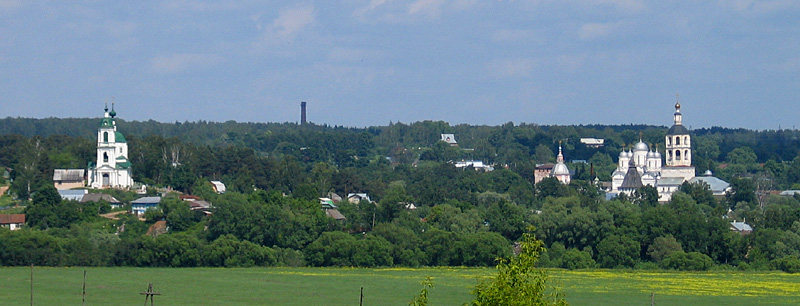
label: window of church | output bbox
[684,136,688,145]
[675,136,680,145]
[103,132,108,142]
[676,150,681,161]
[667,137,671,146]
[103,152,108,162]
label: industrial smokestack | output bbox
[301,101,307,125]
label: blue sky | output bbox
[1,1,798,130]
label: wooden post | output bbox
[360,287,363,306]
[651,292,655,306]
[30,264,33,306]
[82,270,87,306]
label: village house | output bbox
[53,169,85,190]
[131,197,161,217]
[0,214,25,230]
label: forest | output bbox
[3,117,800,272]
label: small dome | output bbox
[704,170,713,176]
[654,151,662,158]
[551,163,570,176]
[647,150,656,158]
[633,141,649,152]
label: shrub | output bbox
[660,251,713,271]
[770,256,800,273]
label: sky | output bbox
[1,1,799,130]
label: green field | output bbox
[1,267,799,305]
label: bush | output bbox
[771,256,800,273]
[660,251,713,271]
[561,249,595,269]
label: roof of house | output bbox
[53,169,85,181]
[58,189,88,201]
[730,221,753,232]
[580,138,605,145]
[210,181,226,193]
[325,209,346,220]
[440,134,457,144]
[0,214,25,224]
[80,193,121,204]
[780,190,800,196]
[189,200,212,210]
[131,197,161,204]
[688,172,730,194]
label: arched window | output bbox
[675,136,681,145]
[684,150,689,160]
[676,150,682,161]
[668,151,672,161]
[103,152,108,162]
[684,136,689,145]
[667,137,671,146]
[103,132,108,142]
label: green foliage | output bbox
[647,235,683,262]
[561,249,595,270]
[596,235,639,268]
[660,251,713,271]
[471,228,567,306]
[409,276,434,306]
[770,256,800,273]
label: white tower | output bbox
[665,100,691,167]
[88,103,133,188]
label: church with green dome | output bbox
[87,104,134,189]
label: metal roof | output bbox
[53,169,85,181]
[131,197,162,204]
[688,175,731,194]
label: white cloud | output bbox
[149,53,223,74]
[353,0,388,18]
[578,22,621,40]
[487,58,536,78]
[408,0,446,17]
[270,4,315,38]
[159,0,239,12]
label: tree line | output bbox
[3,118,800,272]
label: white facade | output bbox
[610,102,695,201]
[88,105,134,189]
[551,143,571,184]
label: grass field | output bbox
[1,266,799,305]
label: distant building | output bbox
[580,138,605,148]
[533,143,571,185]
[0,214,25,230]
[58,189,88,201]
[210,181,226,194]
[551,143,571,184]
[610,101,695,201]
[534,163,555,184]
[131,197,161,216]
[81,193,123,209]
[730,220,753,235]
[688,170,731,197]
[454,160,494,171]
[53,169,85,190]
[440,134,457,146]
[87,104,134,189]
[347,193,371,204]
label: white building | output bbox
[551,142,571,184]
[87,104,134,189]
[611,101,695,201]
